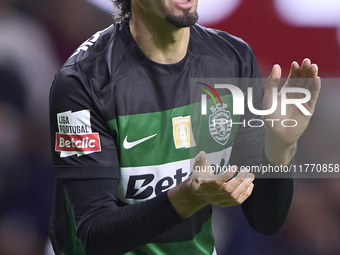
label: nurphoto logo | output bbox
[198,83,312,128]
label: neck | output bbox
[129,7,190,64]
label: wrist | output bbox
[265,133,297,166]
[167,178,206,219]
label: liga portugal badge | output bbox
[55,110,101,158]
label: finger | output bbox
[266,64,281,93]
[193,151,210,169]
[308,77,321,111]
[192,151,213,178]
[229,173,255,201]
[286,61,300,87]
[304,64,318,91]
[221,170,253,193]
[299,58,311,78]
[264,64,281,106]
[235,166,251,178]
[218,179,254,207]
[307,63,318,78]
[214,165,238,185]
[236,183,254,204]
[296,58,312,89]
[194,151,207,163]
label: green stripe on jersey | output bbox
[107,94,240,168]
[123,216,214,255]
[63,194,86,255]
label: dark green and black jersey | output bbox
[49,20,292,255]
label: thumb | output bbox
[192,151,213,176]
[269,64,282,79]
[267,64,282,90]
[264,64,281,107]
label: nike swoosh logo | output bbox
[123,134,157,149]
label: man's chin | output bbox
[166,11,199,28]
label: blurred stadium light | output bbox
[274,0,340,26]
[274,0,340,44]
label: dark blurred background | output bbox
[0,0,339,254]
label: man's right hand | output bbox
[167,151,255,219]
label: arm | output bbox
[49,66,187,255]
[169,55,315,235]
[241,155,294,235]
[64,153,255,254]
[224,51,296,235]
[229,138,294,235]
[63,179,184,255]
[242,59,321,235]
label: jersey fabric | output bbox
[49,19,290,255]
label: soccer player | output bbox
[49,0,321,254]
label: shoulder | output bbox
[64,24,115,67]
[190,24,256,65]
[54,21,137,93]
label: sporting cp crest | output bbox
[209,108,231,146]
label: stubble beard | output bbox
[166,11,199,28]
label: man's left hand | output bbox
[263,58,321,165]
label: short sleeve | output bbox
[49,65,119,179]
